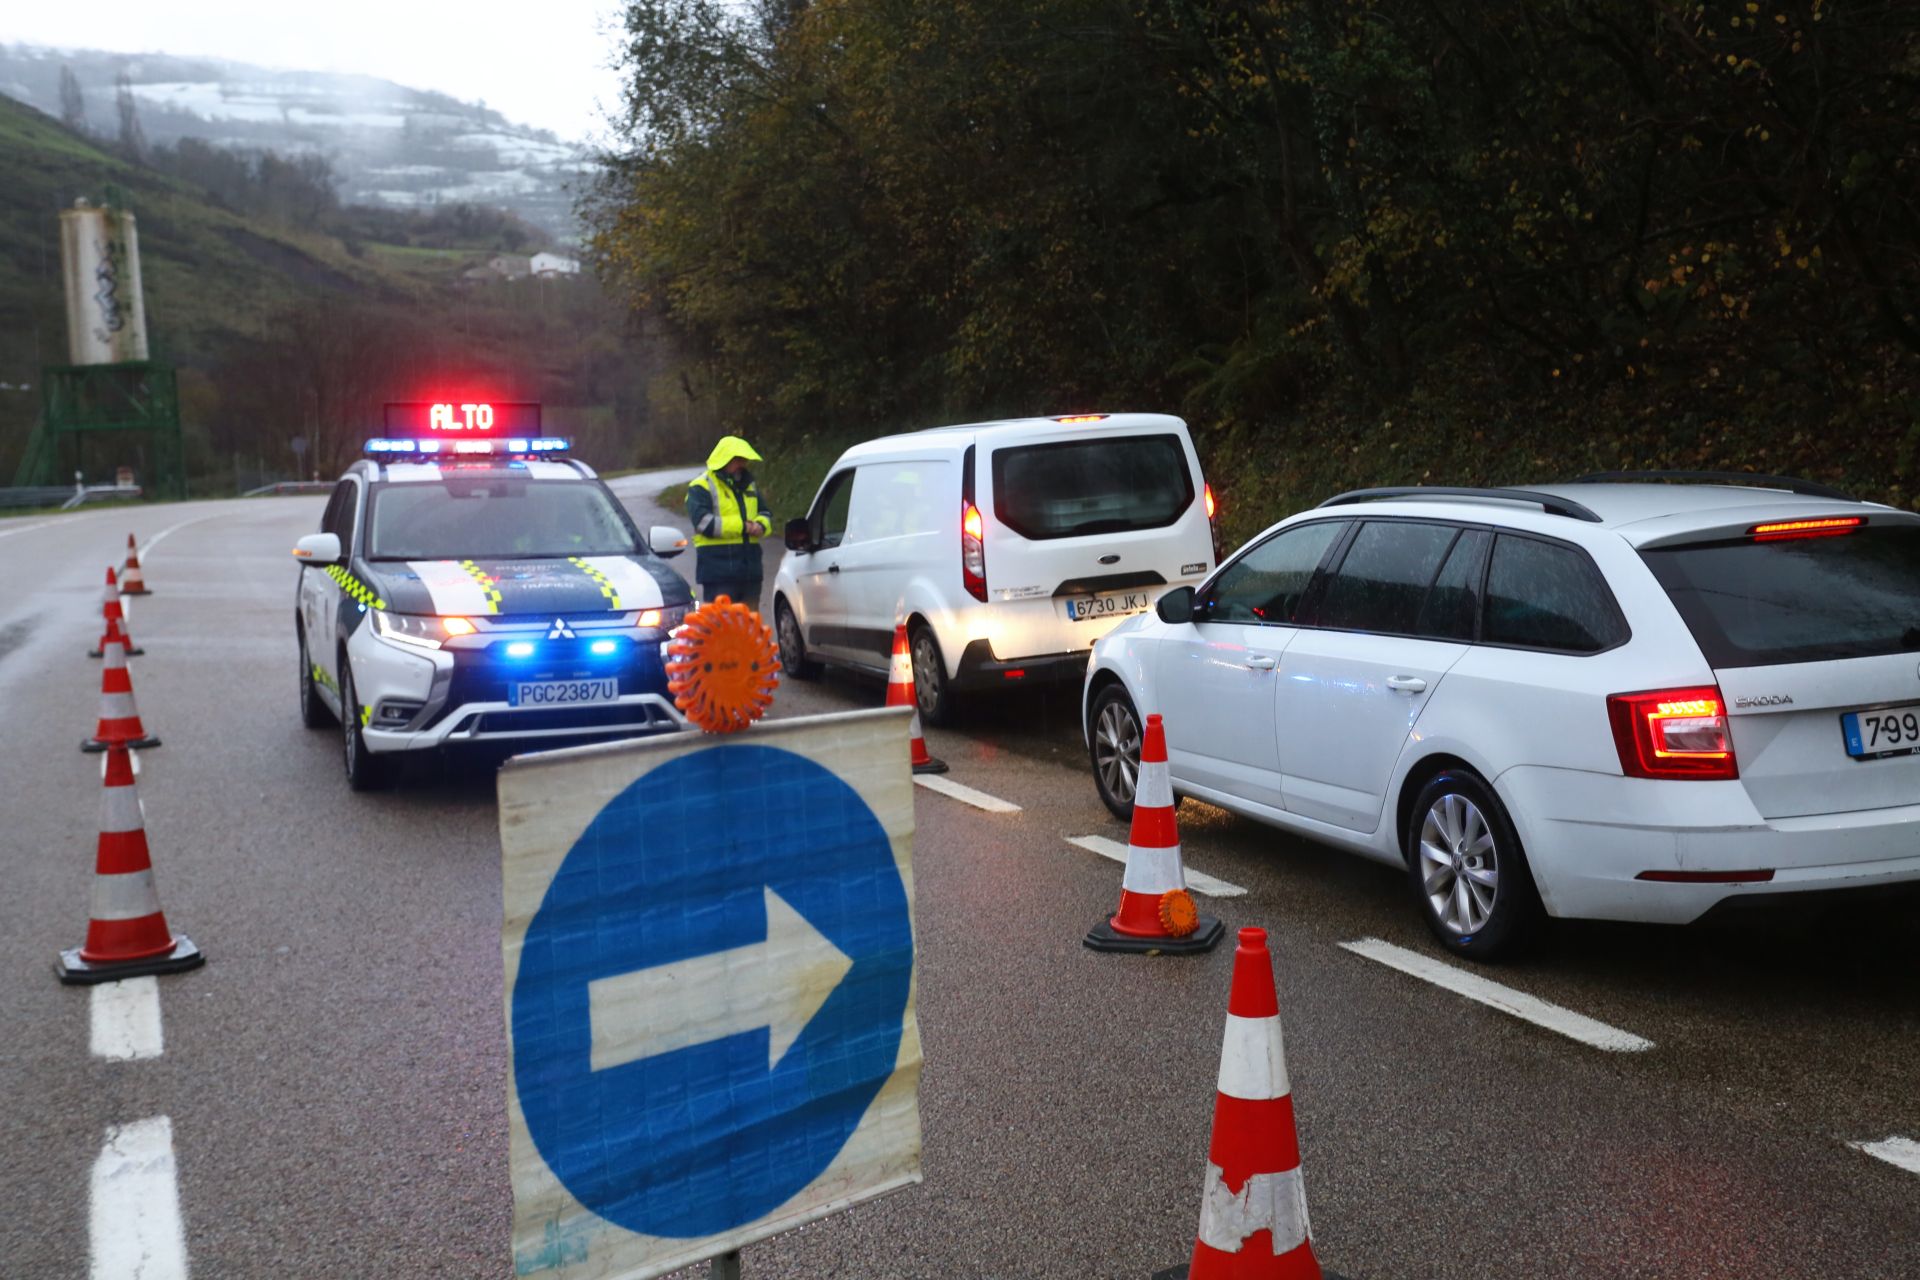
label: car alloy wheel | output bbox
[908,625,951,725]
[1418,791,1499,936]
[1094,698,1142,809]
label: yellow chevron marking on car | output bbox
[311,662,339,695]
[568,556,622,610]
[361,704,372,727]
[325,564,386,610]
[459,560,504,614]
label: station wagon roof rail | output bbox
[1316,486,1604,523]
[1570,470,1856,501]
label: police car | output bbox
[293,402,694,788]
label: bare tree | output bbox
[114,72,147,161]
[59,66,88,132]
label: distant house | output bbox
[488,254,532,279]
[530,252,581,278]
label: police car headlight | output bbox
[627,605,690,632]
[373,610,444,651]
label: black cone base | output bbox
[81,734,161,754]
[57,935,204,985]
[122,587,151,596]
[1084,915,1224,955]
[88,645,145,658]
[911,756,950,775]
[1152,1268,1348,1279]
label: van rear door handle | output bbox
[1386,675,1427,694]
[1244,655,1276,670]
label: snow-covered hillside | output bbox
[0,45,590,242]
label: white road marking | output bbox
[1340,937,1655,1052]
[913,774,1022,813]
[1851,1136,1920,1177]
[90,977,164,1061]
[139,512,227,561]
[1064,834,1248,898]
[90,1116,188,1280]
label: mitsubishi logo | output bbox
[547,618,576,640]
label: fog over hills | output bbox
[0,44,589,241]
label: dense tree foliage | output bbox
[589,0,1919,519]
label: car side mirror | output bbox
[784,517,814,552]
[292,532,342,565]
[649,526,689,559]
[1156,585,1197,624]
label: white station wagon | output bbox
[1084,474,1920,958]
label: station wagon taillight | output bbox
[962,502,987,601]
[1607,686,1738,780]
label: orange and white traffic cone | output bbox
[1086,712,1222,953]
[1178,927,1331,1280]
[89,568,143,657]
[81,632,161,753]
[886,623,948,775]
[56,742,203,984]
[120,534,150,595]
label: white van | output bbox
[773,413,1217,722]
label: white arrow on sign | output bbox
[587,886,854,1073]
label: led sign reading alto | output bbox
[430,402,496,431]
[383,402,542,435]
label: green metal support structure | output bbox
[14,361,185,499]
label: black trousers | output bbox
[698,577,764,610]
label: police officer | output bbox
[686,435,773,608]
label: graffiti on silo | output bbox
[60,199,150,365]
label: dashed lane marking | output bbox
[1064,834,1248,898]
[913,774,1022,813]
[1851,1136,1920,1177]
[90,1116,188,1280]
[90,976,164,1061]
[1340,937,1655,1053]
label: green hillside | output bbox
[0,94,423,481]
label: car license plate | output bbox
[1066,591,1150,622]
[1841,704,1920,760]
[510,677,619,707]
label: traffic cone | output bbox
[1177,927,1329,1280]
[1086,713,1222,954]
[56,742,203,984]
[886,623,948,775]
[89,568,143,657]
[81,633,161,753]
[120,534,150,594]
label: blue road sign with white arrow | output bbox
[500,710,921,1277]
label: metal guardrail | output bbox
[0,486,76,510]
[0,484,144,511]
[63,485,144,510]
[242,480,334,497]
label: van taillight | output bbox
[962,502,987,601]
[1204,483,1217,521]
[1607,686,1738,780]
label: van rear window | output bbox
[991,435,1194,540]
[1641,525,1920,667]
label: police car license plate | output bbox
[1065,591,1150,622]
[510,678,619,707]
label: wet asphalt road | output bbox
[0,476,1915,1279]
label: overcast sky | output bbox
[6,1,630,142]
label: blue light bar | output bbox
[505,641,535,658]
[365,437,572,457]
[589,639,617,656]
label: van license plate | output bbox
[1841,705,1920,760]
[511,677,620,707]
[1066,591,1150,621]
